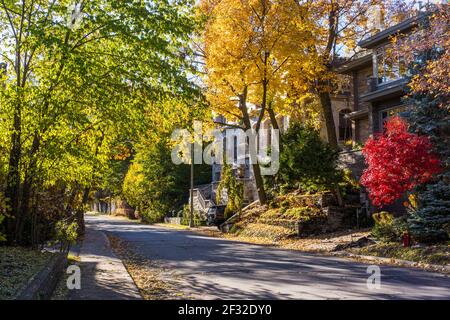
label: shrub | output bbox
[278,123,341,192]
[371,212,407,242]
[361,117,441,207]
[180,205,204,226]
[55,220,78,252]
[340,168,360,193]
[408,177,450,244]
[217,164,244,219]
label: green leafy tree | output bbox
[122,97,210,223]
[0,0,198,244]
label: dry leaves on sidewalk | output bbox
[108,235,189,300]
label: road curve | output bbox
[86,215,450,300]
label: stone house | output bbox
[334,13,428,215]
[335,15,425,148]
[192,95,348,216]
[192,106,291,215]
[192,13,426,217]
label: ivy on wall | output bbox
[216,164,244,219]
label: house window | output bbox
[376,45,407,84]
[338,109,352,141]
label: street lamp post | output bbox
[189,142,194,228]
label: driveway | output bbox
[86,215,450,300]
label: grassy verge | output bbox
[189,226,449,269]
[349,243,450,266]
[153,223,190,230]
[0,246,53,300]
[191,226,371,253]
[108,235,190,300]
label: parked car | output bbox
[206,205,226,227]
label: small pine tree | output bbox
[277,122,341,192]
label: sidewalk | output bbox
[69,226,142,300]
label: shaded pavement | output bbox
[86,215,450,300]
[69,220,142,300]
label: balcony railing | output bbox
[366,76,407,93]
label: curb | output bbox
[331,251,450,274]
[16,252,68,300]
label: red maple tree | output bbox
[360,117,441,207]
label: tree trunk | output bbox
[5,107,22,244]
[15,173,32,244]
[31,191,40,249]
[76,187,90,235]
[15,134,40,244]
[267,105,283,155]
[251,163,267,205]
[239,87,267,205]
[267,106,279,131]
[319,90,338,149]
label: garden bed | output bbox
[0,246,53,300]
[348,242,450,266]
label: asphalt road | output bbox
[86,215,450,300]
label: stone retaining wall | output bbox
[338,150,366,180]
[16,252,67,300]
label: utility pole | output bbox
[190,142,194,228]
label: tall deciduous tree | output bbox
[396,3,449,101]
[200,0,315,204]
[123,98,210,222]
[292,0,394,149]
[0,0,198,244]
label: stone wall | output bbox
[17,253,67,300]
[354,66,372,111]
[356,118,370,143]
[338,150,366,180]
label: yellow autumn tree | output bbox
[286,0,390,148]
[285,0,415,148]
[201,0,317,204]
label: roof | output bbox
[335,53,372,74]
[345,109,369,120]
[358,13,428,49]
[360,78,408,102]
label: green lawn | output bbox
[0,246,53,300]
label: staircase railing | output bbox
[192,184,214,213]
